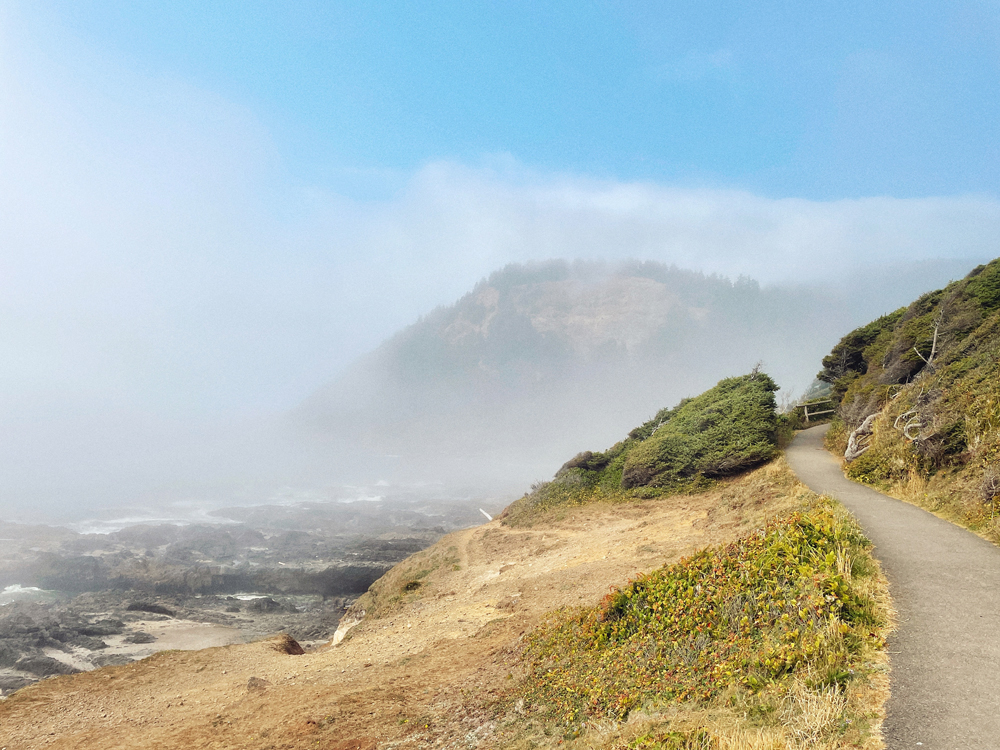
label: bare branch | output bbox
[903,419,924,441]
[845,413,878,461]
[894,410,918,431]
[914,311,944,368]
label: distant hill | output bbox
[290,258,977,494]
[822,257,1000,541]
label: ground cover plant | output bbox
[504,498,889,749]
[501,371,784,526]
[820,257,1000,543]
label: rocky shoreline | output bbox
[0,590,352,696]
[0,494,494,696]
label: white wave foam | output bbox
[0,584,53,606]
[337,494,384,504]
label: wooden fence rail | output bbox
[796,398,836,424]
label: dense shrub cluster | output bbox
[621,374,779,488]
[821,258,1000,423]
[517,506,881,725]
[500,372,781,525]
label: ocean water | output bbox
[60,483,403,534]
[66,507,242,535]
[0,584,58,606]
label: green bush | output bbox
[817,309,905,385]
[620,373,779,488]
[965,260,1000,312]
[844,450,898,486]
[500,372,781,525]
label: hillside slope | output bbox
[821,257,1000,542]
[0,377,892,749]
[501,371,783,525]
[0,460,889,750]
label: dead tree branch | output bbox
[913,311,944,368]
[845,413,878,461]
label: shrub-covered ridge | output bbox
[501,371,783,525]
[820,257,1000,542]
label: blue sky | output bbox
[3,1,1000,513]
[3,0,1000,410]
[18,0,1000,199]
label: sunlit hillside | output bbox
[823,257,1000,541]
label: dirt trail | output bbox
[0,465,799,750]
[786,425,1000,750]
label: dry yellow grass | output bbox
[0,459,891,750]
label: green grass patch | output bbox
[621,729,714,749]
[514,503,882,727]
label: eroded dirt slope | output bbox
[0,461,812,749]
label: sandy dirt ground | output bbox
[116,620,244,652]
[0,462,809,750]
[32,620,246,677]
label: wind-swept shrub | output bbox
[620,373,779,488]
[500,372,781,525]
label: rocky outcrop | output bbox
[0,589,352,697]
[14,655,80,677]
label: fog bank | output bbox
[3,13,998,522]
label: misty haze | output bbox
[0,256,985,525]
[3,4,1000,745]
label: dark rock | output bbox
[267,634,305,655]
[126,602,175,617]
[91,654,134,668]
[0,643,21,668]
[0,674,33,694]
[68,635,108,651]
[244,597,285,614]
[247,675,270,691]
[124,631,156,644]
[0,612,43,638]
[32,554,110,592]
[77,619,125,637]
[44,627,78,644]
[14,655,80,677]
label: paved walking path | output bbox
[786,425,1000,748]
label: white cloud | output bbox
[3,28,999,417]
[319,159,1000,295]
